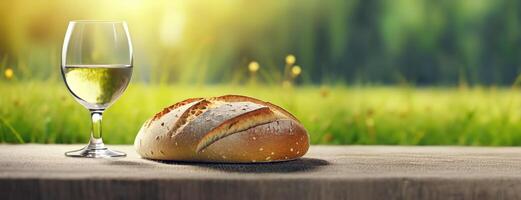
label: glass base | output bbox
[65,138,126,158]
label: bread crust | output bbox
[134,95,309,163]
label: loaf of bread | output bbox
[134,95,309,163]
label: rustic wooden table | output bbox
[1,144,521,200]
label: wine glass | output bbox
[61,20,133,158]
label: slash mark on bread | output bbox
[196,107,284,152]
[210,95,299,122]
[146,98,203,127]
[168,99,213,137]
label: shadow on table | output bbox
[154,157,329,173]
[102,160,157,168]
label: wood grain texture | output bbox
[2,145,521,200]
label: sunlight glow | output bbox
[160,3,186,47]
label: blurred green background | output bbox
[2,0,521,145]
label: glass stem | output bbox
[89,111,105,149]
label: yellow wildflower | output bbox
[248,61,259,72]
[291,65,301,77]
[4,68,13,79]
[285,54,296,65]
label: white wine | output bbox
[61,21,132,158]
[62,64,132,110]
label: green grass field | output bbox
[2,81,521,146]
